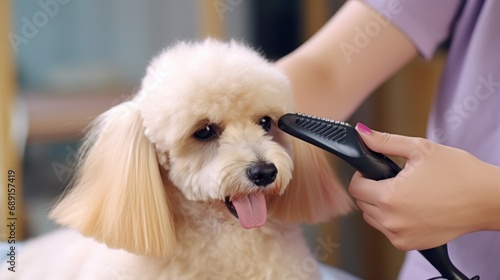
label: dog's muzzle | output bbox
[246,163,277,186]
[223,162,278,230]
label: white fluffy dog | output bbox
[1,40,351,279]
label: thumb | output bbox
[355,122,416,158]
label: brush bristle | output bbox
[294,114,349,143]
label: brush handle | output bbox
[420,246,476,280]
[349,132,401,179]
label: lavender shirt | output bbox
[362,0,500,279]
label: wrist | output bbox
[474,163,500,232]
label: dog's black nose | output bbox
[246,163,278,187]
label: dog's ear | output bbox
[49,102,176,258]
[269,137,353,223]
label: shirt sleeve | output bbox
[362,0,464,59]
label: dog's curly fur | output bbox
[1,40,351,279]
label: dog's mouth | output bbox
[224,197,238,218]
[224,193,267,229]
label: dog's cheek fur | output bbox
[167,139,257,201]
[168,158,224,201]
[166,144,221,201]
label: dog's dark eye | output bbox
[194,125,217,141]
[259,116,272,132]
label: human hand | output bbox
[348,123,500,251]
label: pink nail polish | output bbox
[356,122,372,135]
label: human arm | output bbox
[276,0,417,120]
[349,124,500,251]
[275,0,500,251]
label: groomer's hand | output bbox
[348,123,500,251]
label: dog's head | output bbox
[137,40,295,230]
[50,40,351,258]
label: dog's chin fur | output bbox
[0,39,352,280]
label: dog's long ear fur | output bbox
[269,137,353,223]
[49,102,175,258]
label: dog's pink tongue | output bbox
[232,193,267,229]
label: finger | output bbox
[356,199,391,231]
[361,212,392,238]
[355,122,425,159]
[356,200,380,219]
[363,213,403,248]
[348,171,383,204]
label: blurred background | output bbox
[0,0,446,279]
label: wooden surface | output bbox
[199,0,225,39]
[1,0,25,241]
[23,90,133,143]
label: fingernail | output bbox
[356,122,372,135]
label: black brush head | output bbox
[289,114,348,143]
[278,113,362,159]
[278,113,400,180]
